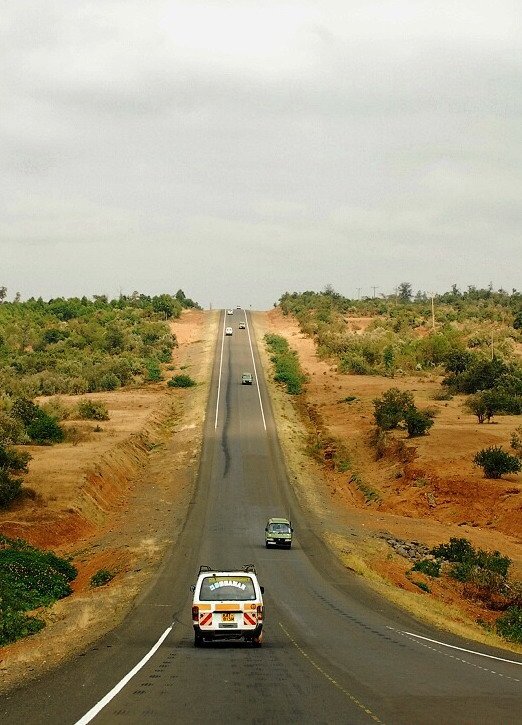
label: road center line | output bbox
[279,622,385,724]
[244,310,267,431]
[214,311,226,429]
[391,628,522,666]
[74,626,173,725]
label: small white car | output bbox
[238,321,246,329]
[225,327,233,336]
[191,565,264,647]
[227,309,234,315]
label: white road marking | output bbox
[389,627,522,669]
[74,626,173,724]
[214,311,226,429]
[244,311,267,431]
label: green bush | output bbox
[496,606,522,643]
[145,358,163,382]
[431,537,475,562]
[431,537,512,583]
[26,411,64,444]
[98,373,120,391]
[473,446,522,479]
[373,388,414,430]
[412,559,441,577]
[0,607,44,646]
[168,374,196,388]
[0,536,77,640]
[90,568,114,587]
[0,445,31,508]
[264,334,305,395]
[404,408,434,437]
[77,399,109,421]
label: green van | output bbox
[265,517,293,548]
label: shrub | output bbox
[404,408,434,437]
[145,358,163,382]
[412,559,441,577]
[77,399,109,421]
[510,427,522,458]
[0,445,31,508]
[0,607,44,646]
[90,568,114,587]
[264,334,305,395]
[98,373,120,391]
[432,537,475,563]
[0,537,76,611]
[496,606,522,643]
[41,397,72,421]
[26,411,64,444]
[168,374,196,388]
[432,537,512,584]
[373,388,414,430]
[473,446,521,479]
[0,411,27,445]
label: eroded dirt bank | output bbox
[0,309,218,692]
[253,309,522,652]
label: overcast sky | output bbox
[1,1,521,309]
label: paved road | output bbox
[2,310,521,724]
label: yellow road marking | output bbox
[279,622,385,724]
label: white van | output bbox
[225,327,233,336]
[191,565,264,647]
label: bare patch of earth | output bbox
[0,309,219,692]
[253,309,522,653]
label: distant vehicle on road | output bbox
[225,327,233,336]
[191,565,264,647]
[241,372,253,385]
[236,305,242,309]
[265,517,293,548]
[227,309,234,315]
[239,321,246,329]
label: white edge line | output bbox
[244,311,267,431]
[214,311,226,429]
[398,629,522,666]
[74,626,173,725]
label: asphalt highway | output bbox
[2,310,521,724]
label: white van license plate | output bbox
[219,622,238,628]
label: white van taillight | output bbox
[256,605,263,622]
[192,605,199,622]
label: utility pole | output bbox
[372,286,378,299]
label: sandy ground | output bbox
[253,309,522,652]
[0,309,219,692]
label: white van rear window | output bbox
[199,576,256,601]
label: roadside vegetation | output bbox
[264,333,305,394]
[409,537,521,644]
[0,289,199,399]
[0,535,77,645]
[279,285,522,473]
[0,288,199,509]
[279,285,522,392]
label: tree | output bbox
[513,310,522,330]
[0,286,7,303]
[373,388,414,430]
[473,446,521,479]
[398,282,412,302]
